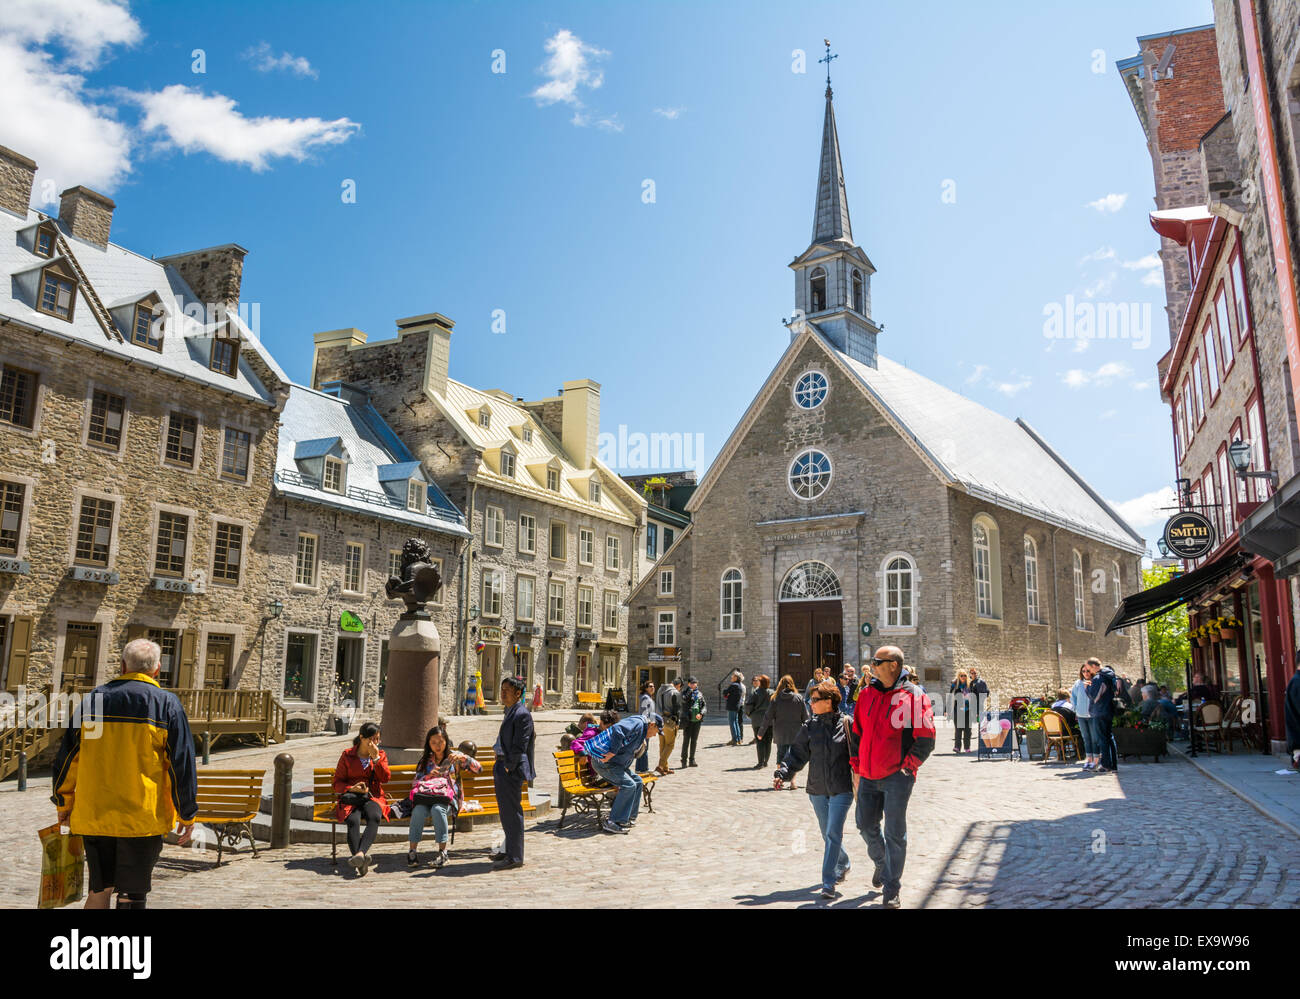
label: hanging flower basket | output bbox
[1208,631,1221,643]
[1219,628,1236,641]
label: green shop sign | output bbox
[340,611,365,633]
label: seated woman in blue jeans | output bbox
[407,725,481,868]
[774,679,859,900]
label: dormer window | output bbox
[501,451,516,477]
[132,303,163,351]
[589,480,601,503]
[407,480,425,513]
[523,427,534,444]
[35,224,56,258]
[547,467,560,492]
[478,410,491,429]
[38,267,76,321]
[323,457,345,494]
[210,337,239,377]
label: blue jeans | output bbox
[728,710,744,743]
[1077,716,1097,756]
[1094,713,1116,769]
[776,743,795,770]
[590,759,642,824]
[855,770,915,897]
[407,801,452,845]
[808,791,853,891]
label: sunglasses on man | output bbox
[870,657,899,667]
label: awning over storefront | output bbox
[1106,552,1251,632]
[1239,472,1300,576]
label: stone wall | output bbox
[0,323,279,693]
[628,525,693,687]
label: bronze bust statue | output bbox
[385,538,442,619]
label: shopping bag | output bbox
[37,823,85,910]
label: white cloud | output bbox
[130,85,359,171]
[992,376,1032,396]
[1142,269,1163,286]
[242,41,317,79]
[1122,253,1160,270]
[1109,486,1177,537]
[1079,246,1116,264]
[653,107,685,119]
[964,363,989,385]
[1082,272,1117,298]
[531,29,607,106]
[1100,409,1118,419]
[1071,338,1091,353]
[1132,380,1151,391]
[1088,192,1128,213]
[0,4,137,198]
[0,0,140,69]
[1062,361,1132,388]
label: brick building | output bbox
[267,383,470,732]
[630,86,1147,706]
[0,146,289,696]
[310,314,646,711]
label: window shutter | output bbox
[177,630,198,688]
[5,616,34,691]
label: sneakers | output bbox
[688,761,698,767]
[1082,762,1095,770]
[883,893,901,909]
[348,853,369,877]
[820,887,838,899]
[617,820,636,830]
[431,850,448,869]
[406,849,418,867]
[835,865,851,884]
[601,819,629,835]
[872,866,884,888]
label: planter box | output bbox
[1025,729,1045,760]
[1115,727,1168,761]
[1195,637,1209,647]
[1219,629,1236,641]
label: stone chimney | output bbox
[58,186,115,247]
[0,147,36,218]
[395,312,455,398]
[561,379,600,468]
[311,328,369,388]
[156,243,248,308]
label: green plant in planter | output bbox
[1024,701,1049,731]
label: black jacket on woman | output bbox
[949,681,974,728]
[775,710,858,797]
[757,689,809,746]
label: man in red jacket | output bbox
[850,645,935,908]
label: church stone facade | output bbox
[628,82,1148,707]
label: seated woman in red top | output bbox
[333,722,391,876]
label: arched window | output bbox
[780,561,842,601]
[852,270,864,313]
[1024,536,1041,624]
[788,449,832,500]
[720,568,743,631]
[973,515,1001,619]
[882,554,915,629]
[793,370,828,409]
[810,267,827,312]
[1073,550,1087,630]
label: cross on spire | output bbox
[819,38,838,95]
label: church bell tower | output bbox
[790,42,881,367]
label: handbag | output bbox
[38,824,84,910]
[338,790,371,808]
[410,771,458,809]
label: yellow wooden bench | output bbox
[194,769,265,866]
[312,748,534,865]
[554,749,660,828]
[576,691,603,707]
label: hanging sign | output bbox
[860,622,874,637]
[339,611,365,633]
[1162,512,1216,560]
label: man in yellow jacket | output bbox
[51,637,199,909]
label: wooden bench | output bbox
[194,769,265,866]
[312,749,535,865]
[553,750,660,829]
[576,691,603,707]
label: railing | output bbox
[274,470,466,527]
[0,683,57,781]
[173,688,287,747]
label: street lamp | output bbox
[1229,439,1279,487]
[1157,538,1170,558]
[266,599,284,619]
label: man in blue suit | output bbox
[491,675,534,870]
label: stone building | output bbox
[636,85,1147,705]
[266,383,470,733]
[310,314,646,711]
[0,147,289,696]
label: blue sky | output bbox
[0,0,1217,548]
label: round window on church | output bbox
[793,371,828,410]
[788,449,832,500]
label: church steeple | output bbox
[813,81,853,244]
[790,41,881,369]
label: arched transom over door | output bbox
[777,561,843,690]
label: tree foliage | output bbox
[1144,564,1189,690]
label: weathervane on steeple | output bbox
[819,38,838,96]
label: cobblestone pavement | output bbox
[5,715,1300,909]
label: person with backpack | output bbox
[655,678,682,774]
[585,712,662,834]
[773,679,859,899]
[679,677,707,768]
[404,725,481,869]
[851,646,936,909]
[333,721,392,877]
[758,674,809,789]
[724,672,746,745]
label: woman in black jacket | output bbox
[774,679,859,899]
[948,670,974,754]
[748,674,774,768]
[758,675,809,788]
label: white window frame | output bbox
[500,450,516,478]
[546,650,561,694]
[603,590,620,631]
[605,535,621,571]
[1072,550,1087,631]
[548,580,565,625]
[294,532,319,589]
[792,369,829,410]
[485,505,504,548]
[407,480,424,513]
[720,568,743,632]
[578,528,594,565]
[516,574,536,622]
[658,567,674,596]
[589,480,601,503]
[343,541,365,595]
[1024,536,1041,625]
[481,568,503,619]
[518,513,536,554]
[577,585,594,629]
[656,610,676,647]
[550,521,567,561]
[788,448,833,501]
[546,467,560,492]
[323,457,345,494]
[973,514,1001,620]
[880,552,916,632]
